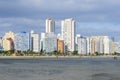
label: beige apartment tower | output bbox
[57,39,64,53]
[2,31,14,51]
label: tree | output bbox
[114,52,120,56]
[8,50,14,56]
[0,50,4,56]
[53,50,57,56]
[95,52,99,56]
[40,49,44,55]
[57,50,62,56]
[4,51,8,56]
[72,51,78,55]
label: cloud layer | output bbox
[0,0,120,40]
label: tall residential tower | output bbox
[61,18,75,52]
[30,30,40,52]
[14,32,30,51]
[46,18,55,33]
[2,31,14,51]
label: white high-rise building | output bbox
[40,32,57,53]
[14,32,30,51]
[61,18,75,52]
[75,34,81,44]
[99,38,104,54]
[109,38,115,54]
[0,37,3,50]
[78,37,87,55]
[114,42,119,53]
[46,18,55,33]
[86,37,90,54]
[103,36,110,54]
[94,38,100,53]
[0,37,2,47]
[75,34,81,50]
[89,36,111,54]
[30,30,40,52]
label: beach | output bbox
[0,55,119,59]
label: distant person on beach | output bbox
[114,56,117,60]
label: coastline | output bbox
[0,55,119,59]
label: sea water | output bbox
[0,58,120,80]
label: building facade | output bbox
[30,30,40,52]
[0,37,3,50]
[61,18,75,52]
[99,37,104,54]
[103,36,110,54]
[86,37,90,54]
[46,18,55,33]
[0,37,2,47]
[90,37,96,54]
[88,36,111,55]
[14,32,30,51]
[57,39,64,53]
[78,37,87,55]
[41,32,57,53]
[2,31,14,51]
[114,42,119,53]
[75,34,81,51]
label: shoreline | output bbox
[0,55,119,59]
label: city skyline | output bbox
[0,17,118,54]
[0,0,120,41]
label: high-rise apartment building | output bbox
[75,34,81,50]
[30,30,40,52]
[86,37,91,54]
[114,42,119,53]
[109,38,115,54]
[90,37,96,54]
[0,37,3,50]
[99,37,104,54]
[40,32,57,53]
[78,37,87,55]
[57,39,64,53]
[75,34,81,44]
[61,18,75,52]
[14,32,30,51]
[103,36,110,54]
[46,18,55,33]
[2,31,14,51]
[89,36,111,54]
[0,37,2,47]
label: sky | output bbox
[0,0,120,41]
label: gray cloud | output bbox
[0,18,45,36]
[0,0,120,40]
[0,0,120,21]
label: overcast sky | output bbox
[0,0,120,41]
